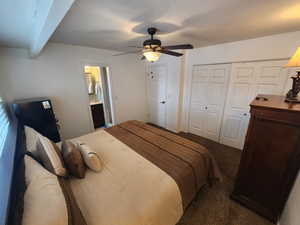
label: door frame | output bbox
[79,61,117,132]
[146,63,168,129]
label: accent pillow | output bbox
[78,143,102,172]
[24,126,40,157]
[23,155,88,225]
[36,134,67,177]
[23,155,69,225]
[61,140,86,179]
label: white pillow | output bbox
[23,156,68,225]
[24,126,40,156]
[78,143,102,172]
[36,134,67,177]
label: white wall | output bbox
[0,68,10,101]
[0,43,147,139]
[281,175,300,225]
[179,30,300,225]
[146,54,182,132]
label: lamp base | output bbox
[285,97,300,103]
[285,71,300,103]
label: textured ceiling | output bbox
[51,0,300,51]
[2,0,300,52]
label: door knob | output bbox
[205,106,208,109]
[160,101,166,104]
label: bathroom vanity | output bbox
[90,102,105,128]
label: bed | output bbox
[68,120,222,225]
[3,120,221,225]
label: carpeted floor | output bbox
[177,132,273,225]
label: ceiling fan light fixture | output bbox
[113,27,193,60]
[143,49,161,62]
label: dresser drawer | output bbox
[251,107,300,126]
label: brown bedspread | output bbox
[105,120,222,209]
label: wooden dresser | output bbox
[231,95,300,223]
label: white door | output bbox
[189,65,209,138]
[220,60,289,149]
[147,65,167,128]
[188,64,231,141]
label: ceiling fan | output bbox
[113,27,194,62]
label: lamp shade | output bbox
[286,47,300,67]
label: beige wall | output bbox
[0,42,148,139]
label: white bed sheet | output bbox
[69,130,183,225]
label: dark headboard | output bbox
[0,117,25,225]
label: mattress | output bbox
[106,120,222,208]
[69,129,183,225]
[69,121,222,225]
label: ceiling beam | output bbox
[29,0,75,58]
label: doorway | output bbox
[147,64,167,128]
[83,65,114,129]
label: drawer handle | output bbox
[243,113,247,116]
[255,96,268,101]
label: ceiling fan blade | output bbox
[112,50,141,56]
[141,56,146,60]
[162,44,193,50]
[128,45,143,48]
[158,49,183,57]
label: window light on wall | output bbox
[0,98,9,157]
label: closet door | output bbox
[220,60,288,149]
[189,65,209,138]
[189,64,230,141]
[220,63,255,149]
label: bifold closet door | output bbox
[188,64,231,142]
[220,60,289,149]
